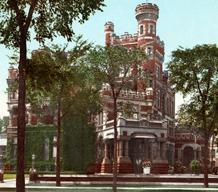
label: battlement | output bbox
[112,32,138,45]
[101,84,153,100]
[135,3,159,21]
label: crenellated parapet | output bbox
[112,32,138,46]
[135,3,159,21]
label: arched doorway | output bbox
[183,146,194,167]
[129,133,156,173]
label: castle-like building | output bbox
[6,2,206,173]
[95,2,204,174]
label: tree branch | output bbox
[25,0,38,30]
[191,66,203,98]
[8,0,22,28]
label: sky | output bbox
[1,0,218,118]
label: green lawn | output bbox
[3,173,28,180]
[3,173,16,180]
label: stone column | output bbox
[125,140,129,158]
[150,142,153,161]
[117,138,133,173]
[194,149,197,160]
[162,142,167,160]
[152,140,169,174]
[100,140,112,173]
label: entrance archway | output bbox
[183,146,194,167]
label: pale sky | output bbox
[1,0,218,118]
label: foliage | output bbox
[118,102,136,119]
[60,76,102,172]
[0,1,105,191]
[25,124,56,171]
[85,46,146,91]
[168,44,218,187]
[27,39,102,178]
[190,160,200,174]
[27,36,93,100]
[5,138,15,169]
[0,1,105,47]
[141,160,151,168]
[62,112,96,172]
[169,44,218,135]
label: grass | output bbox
[3,173,16,180]
[3,173,29,180]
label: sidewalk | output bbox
[0,175,218,191]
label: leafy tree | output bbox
[168,44,218,187]
[27,36,101,185]
[85,45,146,192]
[0,1,104,190]
[62,88,101,172]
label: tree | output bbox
[27,36,98,186]
[0,1,104,191]
[168,44,218,187]
[62,88,102,172]
[85,46,146,192]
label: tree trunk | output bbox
[203,135,209,188]
[16,33,27,192]
[112,96,118,192]
[201,100,209,188]
[56,95,61,186]
[211,134,215,169]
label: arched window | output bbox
[140,25,144,35]
[148,24,155,34]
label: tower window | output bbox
[140,25,144,35]
[145,46,153,55]
[148,24,155,34]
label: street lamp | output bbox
[32,154,35,170]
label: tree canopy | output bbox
[168,44,218,187]
[0,1,105,191]
[0,0,105,47]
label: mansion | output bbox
[5,2,207,173]
[94,2,204,174]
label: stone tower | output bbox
[135,3,159,40]
[104,21,114,47]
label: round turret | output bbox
[104,21,114,46]
[135,3,159,37]
[104,21,114,33]
[135,3,159,22]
